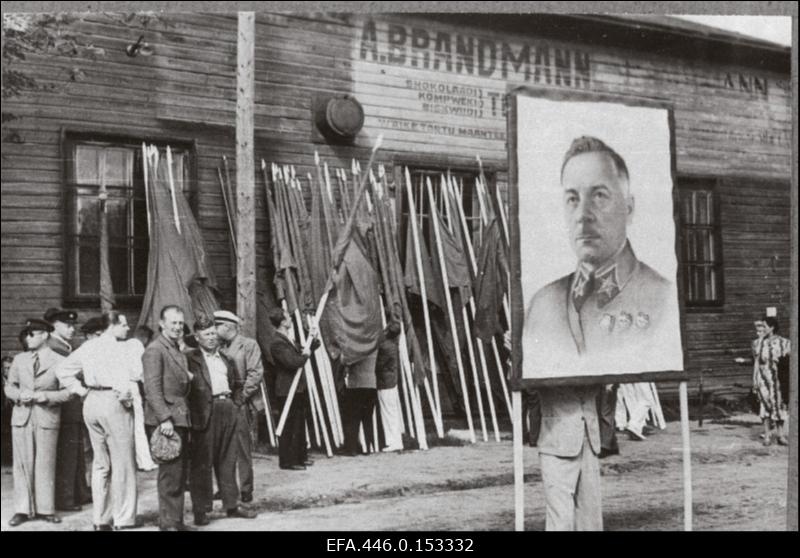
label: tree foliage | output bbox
[2,12,165,142]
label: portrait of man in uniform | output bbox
[515,95,684,379]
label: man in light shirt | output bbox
[55,311,138,531]
[186,315,256,526]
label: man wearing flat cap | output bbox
[5,319,71,527]
[215,310,264,502]
[44,308,92,512]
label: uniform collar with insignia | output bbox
[571,240,639,309]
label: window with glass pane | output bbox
[400,167,487,250]
[66,138,190,302]
[679,184,723,306]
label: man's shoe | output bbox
[303,460,314,467]
[280,464,306,471]
[94,524,112,531]
[777,435,789,446]
[241,492,253,503]
[227,507,257,519]
[626,428,646,441]
[113,523,142,531]
[8,513,28,527]
[382,445,403,453]
[598,447,619,459]
[194,513,210,527]
[36,514,62,524]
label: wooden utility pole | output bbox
[236,12,256,336]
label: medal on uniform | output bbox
[635,312,650,329]
[617,311,633,331]
[599,313,615,333]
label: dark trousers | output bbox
[278,395,308,467]
[342,388,377,454]
[55,421,91,508]
[597,385,619,454]
[234,404,254,496]
[190,399,240,515]
[147,425,189,528]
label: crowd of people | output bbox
[1,303,407,531]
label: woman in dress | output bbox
[752,316,790,446]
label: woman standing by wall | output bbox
[752,316,791,446]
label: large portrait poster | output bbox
[509,89,686,385]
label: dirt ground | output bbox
[0,413,791,531]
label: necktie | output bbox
[32,352,40,375]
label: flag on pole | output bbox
[473,218,509,342]
[326,225,382,366]
[137,145,219,332]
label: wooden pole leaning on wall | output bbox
[425,176,476,444]
[473,171,513,421]
[403,168,443,425]
[236,11,256,337]
[679,381,693,531]
[441,177,487,442]
[447,176,500,442]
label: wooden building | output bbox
[1,13,792,400]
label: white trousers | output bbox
[131,382,156,470]
[377,387,404,449]
[539,433,602,531]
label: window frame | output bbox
[677,176,725,310]
[391,155,501,261]
[60,129,198,308]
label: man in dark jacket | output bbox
[45,308,92,512]
[268,309,319,470]
[143,305,194,531]
[186,315,256,526]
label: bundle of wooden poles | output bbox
[216,144,514,453]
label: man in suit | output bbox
[523,136,680,530]
[143,305,194,531]
[187,315,257,526]
[215,310,265,502]
[45,308,92,512]
[5,319,70,527]
[268,309,319,470]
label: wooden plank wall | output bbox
[1,12,792,400]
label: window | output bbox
[398,166,488,251]
[679,181,723,307]
[64,135,193,304]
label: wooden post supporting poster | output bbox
[236,11,256,336]
[679,381,693,531]
[512,390,524,531]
